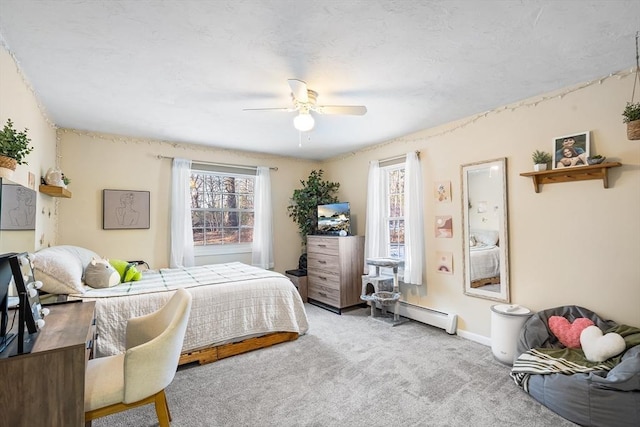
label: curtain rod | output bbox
[379,150,421,163]
[156,155,278,171]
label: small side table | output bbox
[285,269,308,303]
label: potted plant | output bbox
[287,170,340,250]
[531,150,552,171]
[0,118,33,178]
[623,101,640,140]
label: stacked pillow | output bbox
[32,245,101,294]
[548,315,626,362]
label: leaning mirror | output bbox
[461,158,509,302]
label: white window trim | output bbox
[194,242,252,256]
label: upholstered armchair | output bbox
[84,288,193,426]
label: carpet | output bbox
[93,303,576,426]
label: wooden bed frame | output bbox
[178,331,299,365]
[470,275,500,289]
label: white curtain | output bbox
[170,158,195,268]
[403,151,424,285]
[251,166,274,269]
[364,160,388,274]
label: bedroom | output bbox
[0,1,639,425]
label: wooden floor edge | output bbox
[179,331,299,366]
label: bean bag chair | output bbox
[511,305,640,427]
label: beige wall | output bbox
[56,130,318,270]
[323,72,640,340]
[0,45,57,252]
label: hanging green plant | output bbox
[287,170,340,247]
[0,118,34,167]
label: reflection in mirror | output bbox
[461,158,509,302]
[0,178,37,254]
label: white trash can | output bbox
[490,304,532,365]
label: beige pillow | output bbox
[32,245,100,294]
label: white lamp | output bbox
[293,112,314,132]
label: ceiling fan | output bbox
[243,79,367,132]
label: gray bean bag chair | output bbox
[514,305,640,427]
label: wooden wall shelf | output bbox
[520,162,622,193]
[39,184,72,198]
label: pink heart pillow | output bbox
[548,316,595,348]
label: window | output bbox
[384,165,405,259]
[190,168,255,252]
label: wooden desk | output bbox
[0,301,96,427]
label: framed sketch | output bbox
[0,182,36,230]
[552,131,589,169]
[435,215,453,238]
[434,180,451,203]
[436,251,453,274]
[103,189,150,230]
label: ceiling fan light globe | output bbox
[293,113,314,132]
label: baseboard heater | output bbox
[391,301,458,334]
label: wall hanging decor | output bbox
[103,189,150,230]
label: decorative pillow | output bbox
[32,245,100,294]
[109,259,142,283]
[548,316,595,348]
[580,325,626,362]
[84,258,120,289]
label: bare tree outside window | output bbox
[386,167,405,259]
[190,171,255,246]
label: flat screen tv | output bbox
[317,202,350,236]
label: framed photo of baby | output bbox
[552,131,590,170]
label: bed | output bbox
[468,229,500,288]
[31,246,309,365]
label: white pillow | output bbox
[470,229,499,246]
[32,245,101,294]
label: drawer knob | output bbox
[319,260,326,264]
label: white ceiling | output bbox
[0,1,638,160]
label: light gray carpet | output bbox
[93,303,576,426]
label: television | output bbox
[317,202,351,236]
[0,253,17,354]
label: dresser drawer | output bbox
[307,236,339,255]
[308,283,340,306]
[307,251,339,271]
[308,269,340,291]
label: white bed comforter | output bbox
[469,244,500,281]
[73,262,309,357]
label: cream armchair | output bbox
[84,288,193,426]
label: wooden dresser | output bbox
[0,301,96,427]
[306,235,365,313]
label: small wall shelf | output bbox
[39,185,72,198]
[520,162,622,193]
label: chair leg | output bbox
[154,389,171,427]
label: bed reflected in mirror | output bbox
[461,158,509,303]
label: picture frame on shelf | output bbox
[103,189,150,230]
[552,131,590,170]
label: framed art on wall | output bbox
[103,189,150,230]
[552,131,589,169]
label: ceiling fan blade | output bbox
[315,105,367,115]
[288,79,309,103]
[242,107,296,112]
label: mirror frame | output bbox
[461,157,510,303]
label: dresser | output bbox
[0,301,96,427]
[306,235,365,313]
